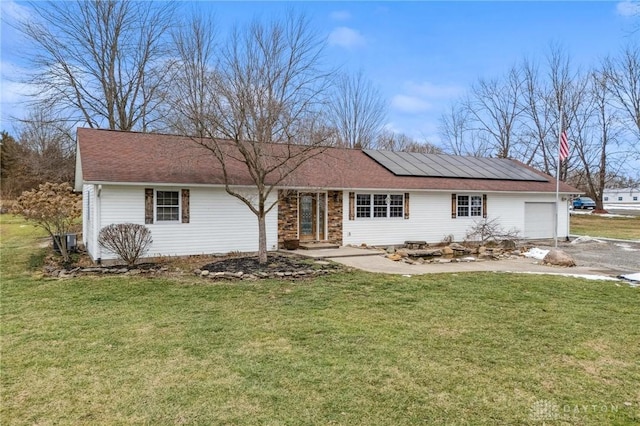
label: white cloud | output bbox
[0,61,33,101]
[1,0,32,23]
[390,81,463,116]
[391,95,431,113]
[330,10,351,21]
[616,0,640,16]
[0,61,35,131]
[328,27,366,49]
[405,81,465,99]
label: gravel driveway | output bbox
[534,237,640,275]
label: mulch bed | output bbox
[201,254,342,276]
[41,248,344,280]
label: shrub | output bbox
[11,182,81,263]
[98,223,153,267]
[465,217,520,246]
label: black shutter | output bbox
[482,194,487,218]
[181,189,190,223]
[145,189,154,224]
[451,194,457,218]
[349,192,355,220]
[404,193,410,219]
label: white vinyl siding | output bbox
[93,185,277,261]
[343,191,569,246]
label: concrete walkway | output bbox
[290,246,620,278]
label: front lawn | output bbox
[571,213,640,240]
[2,216,639,425]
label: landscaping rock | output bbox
[200,270,210,277]
[395,249,409,258]
[442,246,454,255]
[387,253,403,261]
[405,240,427,246]
[542,249,576,267]
[404,249,443,257]
[404,241,428,249]
[449,243,472,253]
[501,239,517,250]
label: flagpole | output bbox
[555,116,562,249]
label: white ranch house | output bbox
[74,128,580,262]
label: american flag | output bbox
[559,130,569,162]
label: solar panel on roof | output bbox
[437,154,478,178]
[362,150,548,182]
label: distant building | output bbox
[603,188,640,204]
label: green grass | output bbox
[2,215,639,425]
[571,214,640,240]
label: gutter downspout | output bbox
[95,184,102,262]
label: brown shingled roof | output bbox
[76,128,579,193]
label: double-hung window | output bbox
[457,195,482,217]
[156,190,180,221]
[356,194,404,218]
[356,194,372,218]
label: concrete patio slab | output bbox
[288,246,621,279]
[328,253,617,277]
[285,246,385,259]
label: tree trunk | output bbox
[258,213,268,264]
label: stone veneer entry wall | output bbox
[277,190,343,249]
[326,190,343,244]
[277,191,298,248]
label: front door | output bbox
[299,193,317,241]
[298,192,326,241]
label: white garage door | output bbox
[524,202,555,239]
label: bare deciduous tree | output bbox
[569,71,624,209]
[161,11,218,136]
[518,58,555,169]
[439,101,491,156]
[19,0,174,130]
[327,70,388,148]
[604,43,640,145]
[3,107,76,193]
[171,13,333,264]
[467,66,524,158]
[375,130,442,153]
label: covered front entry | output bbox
[277,189,343,249]
[298,192,326,241]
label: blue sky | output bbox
[1,1,639,144]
